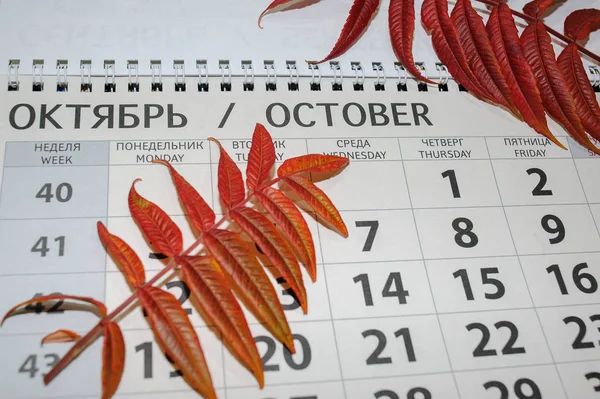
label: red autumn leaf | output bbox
[486,3,565,149]
[246,123,276,191]
[258,0,320,28]
[564,8,600,41]
[282,175,348,237]
[203,229,294,351]
[97,222,146,290]
[256,187,317,282]
[421,0,489,100]
[128,179,183,257]
[138,286,216,399]
[153,159,215,232]
[209,138,246,209]
[521,20,599,154]
[451,0,519,115]
[101,322,125,399]
[41,329,81,345]
[558,43,600,142]
[388,0,436,84]
[2,294,107,324]
[230,207,307,313]
[278,154,349,177]
[179,255,264,387]
[313,0,381,64]
[523,0,558,18]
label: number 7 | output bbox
[355,221,379,252]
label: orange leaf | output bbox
[277,154,349,177]
[421,0,489,100]
[258,0,320,28]
[209,138,246,209]
[521,20,599,154]
[203,229,294,351]
[246,123,276,191]
[138,286,216,399]
[282,175,348,237]
[101,322,125,399]
[153,159,215,232]
[389,0,437,84]
[97,222,146,290]
[256,187,317,282]
[451,0,518,115]
[558,43,600,142]
[128,179,183,257]
[486,3,565,149]
[312,0,381,64]
[564,8,600,41]
[41,329,81,345]
[2,295,107,325]
[230,207,307,314]
[522,0,559,18]
[180,256,264,387]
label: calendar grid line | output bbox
[5,299,600,339]
[395,137,463,399]
[306,137,348,399]
[483,138,571,399]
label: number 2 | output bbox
[527,168,553,196]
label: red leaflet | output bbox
[389,0,436,84]
[520,20,599,154]
[41,330,81,345]
[451,0,518,114]
[2,295,107,324]
[258,0,319,28]
[421,0,489,100]
[282,175,348,237]
[278,154,349,176]
[101,322,125,399]
[558,43,600,142]
[203,229,294,351]
[230,207,308,313]
[313,0,381,64]
[138,286,216,399]
[128,180,183,257]
[246,123,276,191]
[522,0,558,18]
[153,159,215,232]
[179,256,264,387]
[564,9,600,41]
[97,222,146,290]
[486,3,564,149]
[256,187,317,282]
[209,138,246,209]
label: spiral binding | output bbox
[6,59,600,93]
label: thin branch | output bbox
[473,0,600,64]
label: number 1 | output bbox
[442,169,461,198]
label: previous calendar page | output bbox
[1,78,600,399]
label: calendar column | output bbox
[487,136,593,399]
[223,137,345,398]
[308,137,454,398]
[0,140,109,398]
[103,139,229,397]
[544,138,600,399]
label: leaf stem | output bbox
[473,0,600,64]
[44,178,273,384]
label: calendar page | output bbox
[1,75,600,399]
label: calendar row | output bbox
[3,159,600,221]
[3,319,600,398]
[2,205,600,275]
